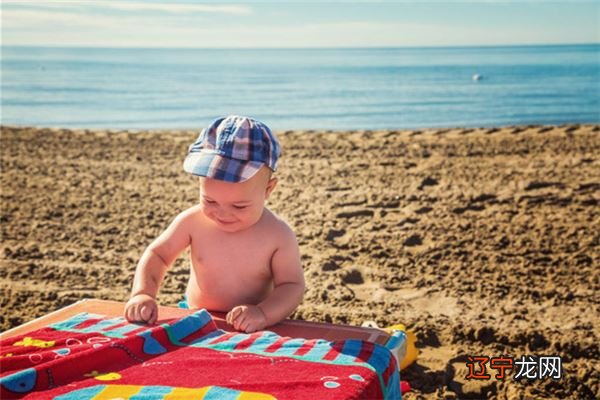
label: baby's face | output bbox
[199,167,276,233]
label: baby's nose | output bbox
[215,208,232,218]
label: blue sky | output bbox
[2,1,599,48]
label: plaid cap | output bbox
[183,115,281,182]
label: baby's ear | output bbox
[265,177,278,198]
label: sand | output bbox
[1,124,598,399]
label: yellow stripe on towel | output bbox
[94,384,141,399]
[164,386,209,399]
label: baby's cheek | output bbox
[201,202,215,212]
[200,205,216,218]
[247,208,263,222]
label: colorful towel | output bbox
[0,310,401,399]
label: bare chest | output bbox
[189,229,276,284]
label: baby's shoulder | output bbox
[171,205,206,229]
[261,209,297,242]
[174,204,203,221]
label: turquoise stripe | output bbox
[208,333,250,351]
[385,330,406,351]
[203,386,241,400]
[300,339,332,362]
[333,340,363,364]
[130,385,172,399]
[367,345,392,373]
[342,340,363,357]
[167,310,213,343]
[54,385,106,399]
[50,312,104,331]
[385,368,402,400]
[0,368,37,393]
[79,317,125,333]
[138,330,167,355]
[271,338,306,357]
[245,332,279,352]
[50,312,140,338]
[188,329,224,346]
[103,322,145,338]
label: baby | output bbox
[124,115,305,333]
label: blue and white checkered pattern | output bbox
[183,115,281,182]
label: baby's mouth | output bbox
[216,217,237,225]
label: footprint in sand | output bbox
[335,209,374,219]
[524,181,565,191]
[418,177,439,190]
[403,234,422,247]
[414,206,433,215]
[341,269,364,285]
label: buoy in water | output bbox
[472,74,482,81]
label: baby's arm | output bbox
[124,209,194,324]
[228,224,305,332]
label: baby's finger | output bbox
[148,306,157,325]
[227,307,242,326]
[140,305,152,322]
[233,313,248,331]
[124,305,133,322]
[129,306,140,322]
[242,321,254,333]
[129,304,141,322]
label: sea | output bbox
[1,44,599,130]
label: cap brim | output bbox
[183,152,264,183]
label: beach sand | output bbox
[1,124,598,399]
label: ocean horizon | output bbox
[1,44,599,131]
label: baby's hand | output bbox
[226,305,267,333]
[124,294,158,325]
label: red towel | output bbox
[0,310,401,399]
